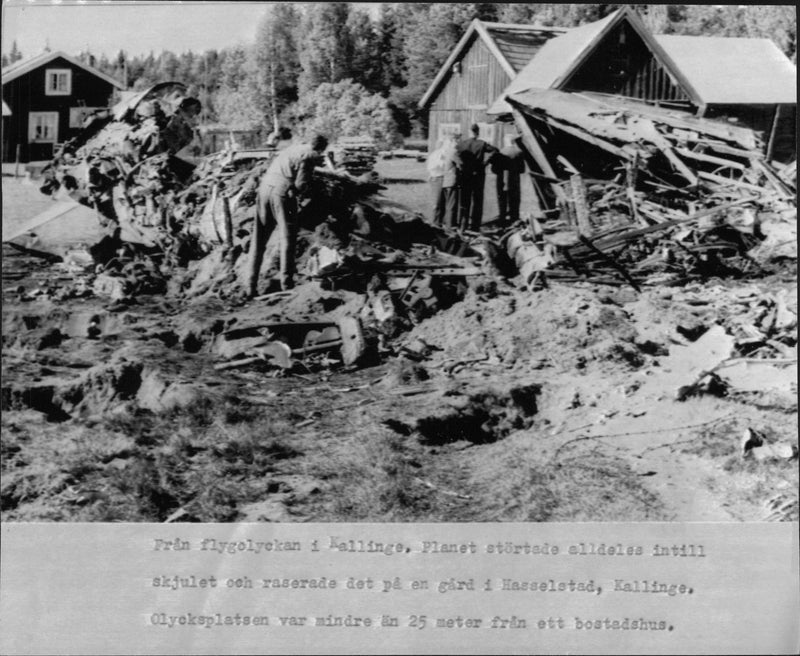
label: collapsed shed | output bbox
[498,87,796,290]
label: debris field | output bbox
[2,84,797,523]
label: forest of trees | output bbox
[2,4,797,145]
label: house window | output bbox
[29,112,59,143]
[45,69,72,96]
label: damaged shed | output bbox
[488,7,797,162]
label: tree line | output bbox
[3,4,796,145]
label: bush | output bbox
[214,86,265,131]
[285,79,403,150]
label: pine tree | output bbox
[252,4,301,130]
[348,8,383,93]
[377,3,407,91]
[296,2,354,96]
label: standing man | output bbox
[457,123,496,232]
[440,134,462,229]
[494,134,525,226]
[426,139,447,225]
[426,135,461,227]
[247,133,328,296]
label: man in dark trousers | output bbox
[457,123,496,232]
[494,134,526,226]
[247,133,328,297]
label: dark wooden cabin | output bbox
[2,50,123,163]
[418,20,566,151]
[488,7,797,162]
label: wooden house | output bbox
[2,50,124,163]
[418,19,567,150]
[487,7,796,162]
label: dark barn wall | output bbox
[428,37,515,151]
[2,56,115,162]
[563,21,691,106]
[705,103,797,164]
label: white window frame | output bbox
[28,112,59,143]
[45,68,72,96]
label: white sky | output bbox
[1,1,382,59]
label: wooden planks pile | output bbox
[329,136,379,176]
[504,89,796,289]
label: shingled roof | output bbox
[418,19,567,109]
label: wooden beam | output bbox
[749,157,794,199]
[570,174,592,237]
[766,104,781,163]
[534,113,632,159]
[676,147,746,171]
[635,118,698,185]
[696,140,758,160]
[696,170,772,194]
[510,107,566,203]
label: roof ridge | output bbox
[656,33,782,42]
[2,49,124,88]
[481,21,570,32]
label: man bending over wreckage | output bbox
[247,133,329,297]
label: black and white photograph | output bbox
[1,2,798,653]
[2,0,796,524]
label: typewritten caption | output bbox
[148,535,704,632]
[2,523,797,655]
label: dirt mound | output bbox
[402,284,651,374]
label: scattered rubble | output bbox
[502,89,796,288]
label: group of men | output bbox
[426,123,524,232]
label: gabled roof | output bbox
[488,7,701,115]
[2,50,124,89]
[654,35,797,104]
[418,19,567,109]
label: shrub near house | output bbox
[286,79,402,151]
